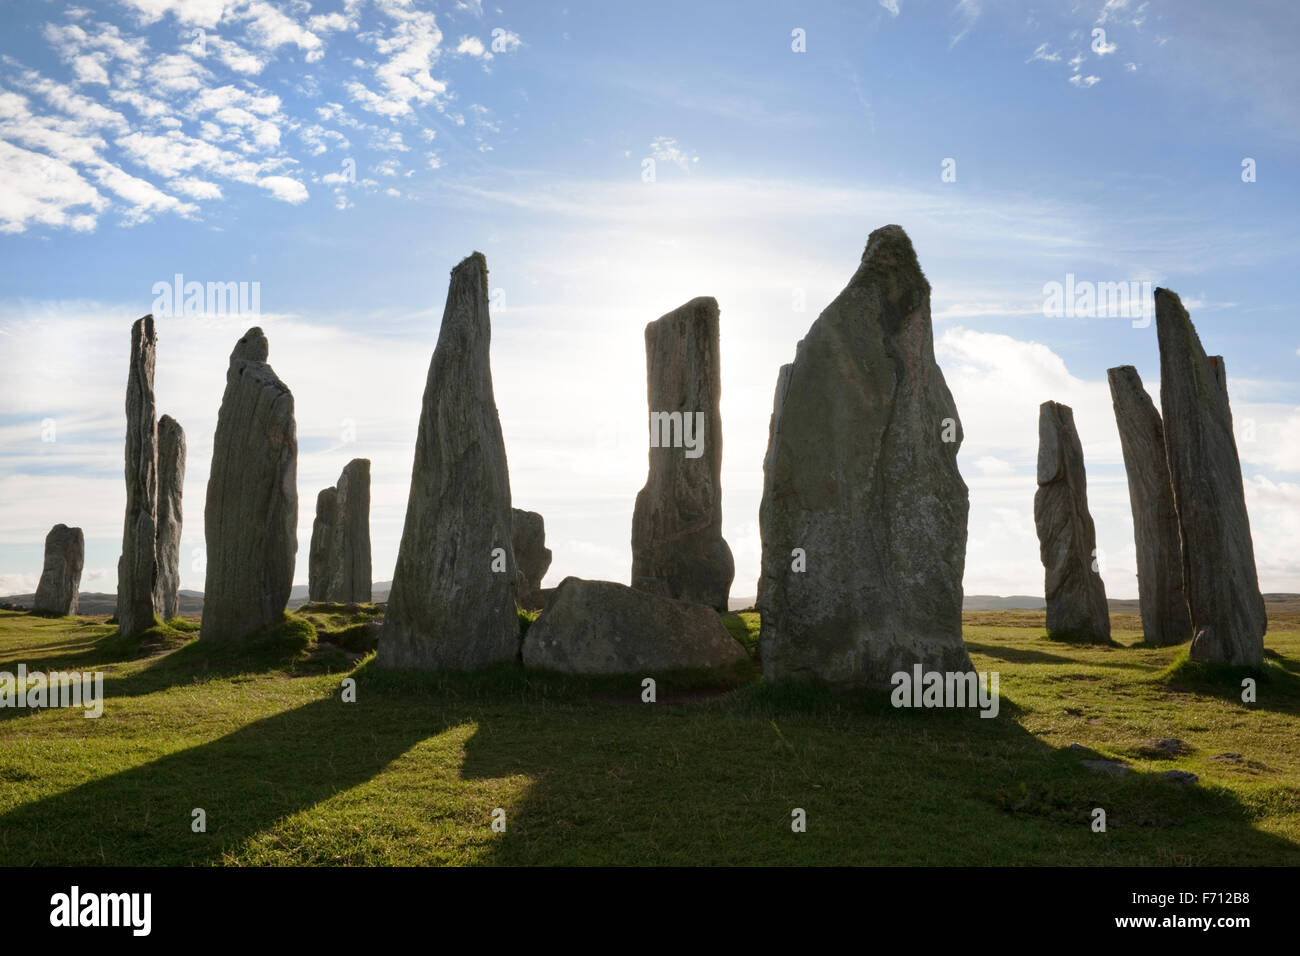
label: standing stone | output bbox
[631,297,735,611]
[1107,366,1191,645]
[328,458,372,603]
[308,487,338,602]
[758,225,972,687]
[1156,289,1266,666]
[154,414,186,621]
[512,508,552,610]
[116,315,158,635]
[33,524,84,616]
[1034,401,1111,642]
[200,327,298,643]
[380,253,517,669]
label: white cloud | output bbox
[456,36,488,58]
[347,0,448,118]
[880,0,901,17]
[1069,74,1101,88]
[0,140,105,233]
[1026,43,1061,63]
[258,175,308,203]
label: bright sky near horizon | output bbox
[1,0,1298,602]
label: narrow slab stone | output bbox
[200,327,298,643]
[1034,401,1110,642]
[1156,288,1266,666]
[328,458,372,603]
[522,577,746,674]
[512,508,552,611]
[757,225,972,687]
[631,296,735,610]
[116,314,159,635]
[154,414,186,621]
[1107,366,1190,645]
[308,486,338,602]
[380,253,518,669]
[33,524,84,616]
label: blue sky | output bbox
[1,0,1298,601]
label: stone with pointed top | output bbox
[381,253,518,669]
[758,224,972,686]
[1155,288,1266,665]
[116,315,159,635]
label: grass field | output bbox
[1,605,1298,866]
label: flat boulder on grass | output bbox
[522,576,746,675]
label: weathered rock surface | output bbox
[512,508,552,611]
[757,225,972,687]
[1156,289,1266,666]
[116,315,159,635]
[380,253,517,670]
[1034,401,1111,642]
[154,414,186,621]
[33,524,84,616]
[1107,366,1190,645]
[308,486,338,603]
[631,296,734,610]
[328,458,372,603]
[522,577,747,674]
[200,327,298,643]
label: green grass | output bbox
[0,607,1297,865]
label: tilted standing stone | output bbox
[1156,288,1266,665]
[200,327,298,643]
[758,225,972,687]
[380,252,517,669]
[631,296,735,611]
[512,508,552,610]
[308,486,338,602]
[33,524,84,616]
[116,315,158,635]
[1107,366,1190,645]
[328,458,372,603]
[1034,401,1110,642]
[154,414,186,621]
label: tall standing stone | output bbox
[1156,289,1266,666]
[33,524,84,616]
[154,414,186,621]
[631,297,735,611]
[1107,366,1191,645]
[308,487,337,602]
[1034,401,1110,642]
[758,225,972,687]
[328,458,372,603]
[116,315,158,635]
[380,253,517,670]
[200,327,298,643]
[512,508,552,610]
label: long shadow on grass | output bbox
[454,678,1300,866]
[0,660,441,865]
[3,656,1298,866]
